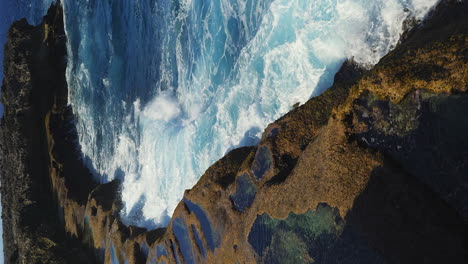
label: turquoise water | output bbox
[248,204,385,263]
[61,0,438,228]
[62,0,438,228]
[0,0,439,230]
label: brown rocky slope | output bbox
[0,0,467,263]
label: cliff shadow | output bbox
[352,91,468,222]
[343,158,468,264]
[247,158,467,264]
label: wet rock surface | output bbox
[0,0,467,263]
[230,173,257,212]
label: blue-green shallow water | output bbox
[248,204,385,263]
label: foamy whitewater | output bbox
[61,0,438,227]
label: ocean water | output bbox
[0,0,439,230]
[61,0,439,228]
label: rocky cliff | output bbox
[0,0,467,263]
[0,2,98,263]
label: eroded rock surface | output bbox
[0,0,467,263]
[0,2,97,263]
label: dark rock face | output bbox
[0,2,97,263]
[345,159,467,264]
[353,91,468,221]
[0,0,466,263]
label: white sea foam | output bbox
[143,92,181,122]
[63,0,439,227]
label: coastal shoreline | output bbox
[0,0,467,263]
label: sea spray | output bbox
[62,0,438,227]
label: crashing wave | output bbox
[62,0,438,227]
